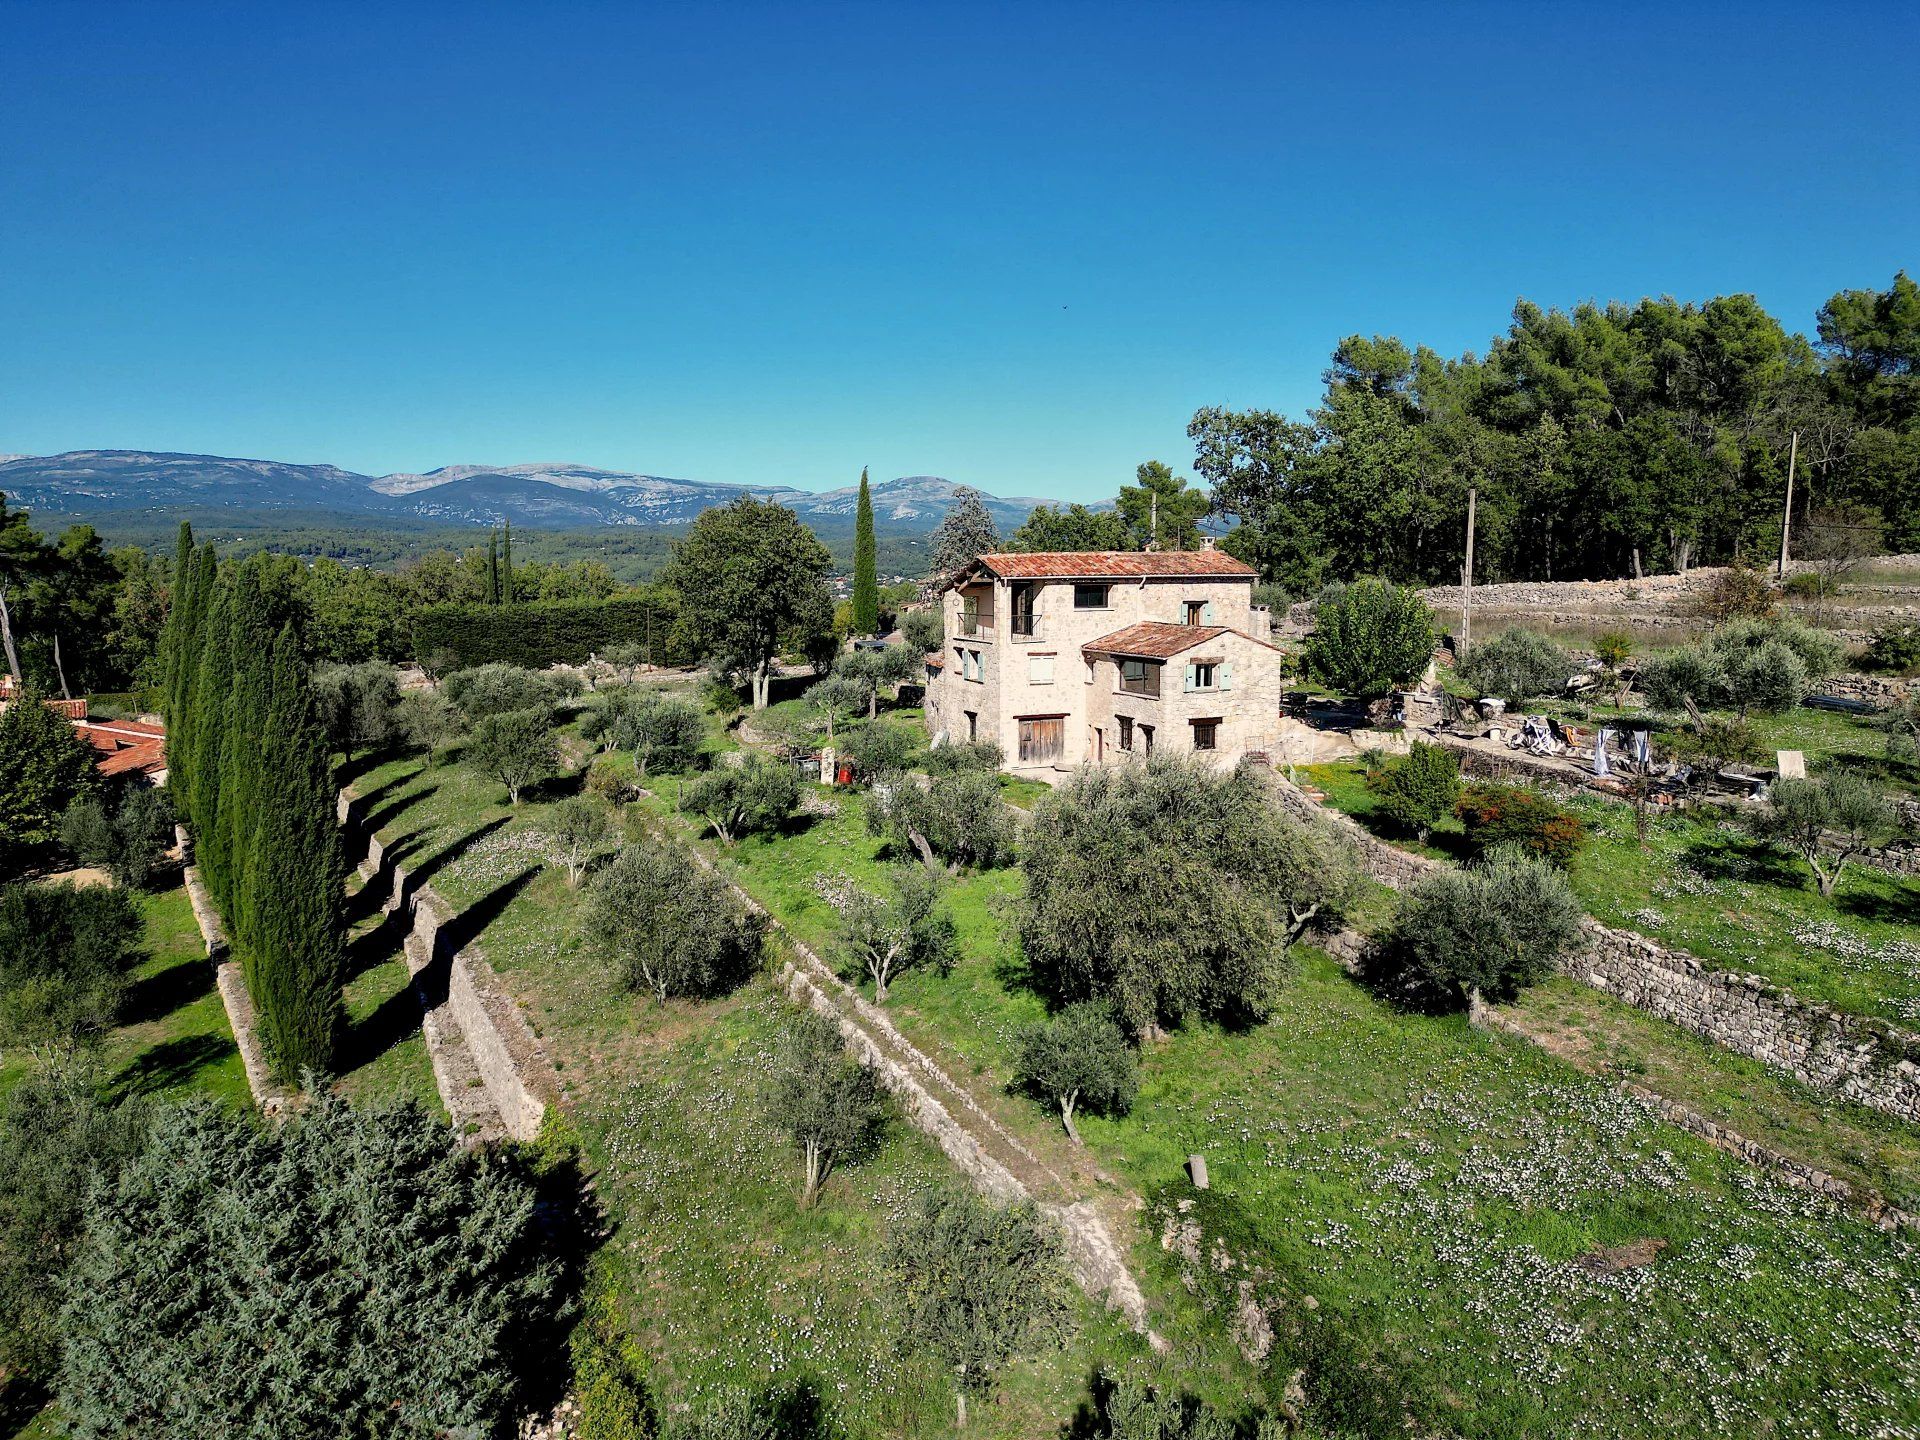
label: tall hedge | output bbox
[411,590,688,670]
[158,529,345,1079]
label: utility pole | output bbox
[1459,487,1477,658]
[1777,429,1799,579]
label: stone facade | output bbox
[925,549,1285,778]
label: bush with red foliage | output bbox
[1454,783,1586,868]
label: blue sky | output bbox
[2,1,1915,503]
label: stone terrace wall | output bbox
[182,858,293,1116]
[337,791,560,1143]
[1269,773,1920,1124]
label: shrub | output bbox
[681,756,801,844]
[885,1184,1070,1430]
[922,739,1004,775]
[1371,845,1585,1008]
[61,788,174,889]
[1454,783,1586,867]
[1865,624,1920,675]
[1013,1001,1137,1144]
[1643,618,1840,716]
[1594,632,1633,669]
[868,770,1016,871]
[443,662,564,722]
[1363,741,1460,842]
[57,1093,569,1440]
[0,883,144,1053]
[1668,715,1763,781]
[1303,578,1434,696]
[589,842,763,999]
[0,1067,149,1386]
[585,757,636,806]
[763,1010,885,1208]
[1457,628,1573,707]
[1693,562,1777,623]
[546,797,612,887]
[1639,645,1727,713]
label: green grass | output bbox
[330,873,446,1119]
[1298,756,1920,1026]
[0,881,251,1111]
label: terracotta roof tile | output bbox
[973,550,1258,580]
[1081,622,1231,659]
[97,739,167,778]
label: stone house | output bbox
[923,546,1284,779]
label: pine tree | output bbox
[502,520,515,605]
[852,467,879,636]
[247,625,344,1076]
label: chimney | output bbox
[1200,536,1217,551]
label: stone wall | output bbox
[1468,997,1918,1233]
[1271,773,1920,1125]
[180,853,292,1116]
[337,791,560,1143]
[1574,920,1920,1124]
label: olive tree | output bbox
[312,661,402,762]
[60,786,174,889]
[1456,628,1572,708]
[1370,845,1584,1009]
[589,842,763,1000]
[443,662,566,721]
[826,866,957,1001]
[546,797,611,887]
[1013,1001,1137,1144]
[867,770,1016,872]
[1021,759,1361,1036]
[763,1010,885,1207]
[464,706,559,804]
[681,756,800,844]
[615,693,706,776]
[885,1184,1070,1429]
[1746,771,1898,897]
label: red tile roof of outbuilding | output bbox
[971,550,1258,580]
[1082,622,1231,659]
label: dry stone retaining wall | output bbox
[337,790,560,1143]
[181,860,294,1115]
[1270,774,1920,1123]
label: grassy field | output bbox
[0,880,250,1111]
[1297,756,1920,1025]
[341,727,1184,1438]
[625,725,1920,1438]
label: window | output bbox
[1117,715,1134,751]
[964,710,978,742]
[1017,716,1064,764]
[1119,658,1160,697]
[1185,600,1206,626]
[1028,652,1056,685]
[958,648,984,682]
[1010,582,1036,637]
[1140,723,1155,755]
[1190,662,1216,691]
[1191,718,1220,751]
[1073,584,1110,609]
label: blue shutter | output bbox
[1184,663,1197,693]
[1202,600,1216,625]
[1219,661,1232,691]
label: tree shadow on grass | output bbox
[1683,833,1803,888]
[362,782,443,841]
[120,955,214,1026]
[381,815,510,894]
[339,983,424,1075]
[434,864,539,959]
[1839,883,1920,928]
[110,1032,238,1100]
[343,905,411,983]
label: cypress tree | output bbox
[162,521,194,712]
[219,562,276,954]
[248,625,345,1077]
[487,533,501,605]
[853,466,879,636]
[502,520,514,605]
[189,580,236,908]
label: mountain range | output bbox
[0,450,1060,536]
